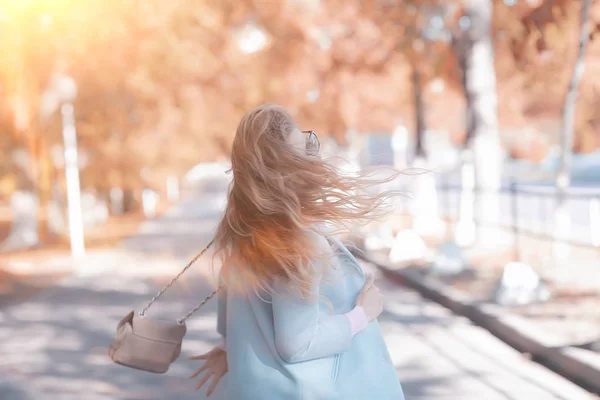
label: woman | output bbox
[189,105,405,399]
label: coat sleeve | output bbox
[271,260,353,364]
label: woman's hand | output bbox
[189,347,228,396]
[355,274,384,322]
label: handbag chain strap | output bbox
[178,284,224,324]
[138,239,224,323]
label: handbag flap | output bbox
[132,313,187,344]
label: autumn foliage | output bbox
[0,0,599,196]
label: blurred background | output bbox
[1,0,600,399]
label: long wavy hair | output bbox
[212,104,402,297]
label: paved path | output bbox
[0,177,594,399]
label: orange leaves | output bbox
[8,0,599,188]
[492,0,600,156]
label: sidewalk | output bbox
[0,185,225,400]
[0,266,223,400]
[0,179,595,399]
[0,199,175,307]
[0,249,593,399]
[355,249,600,396]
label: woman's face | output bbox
[286,128,306,151]
[286,128,320,156]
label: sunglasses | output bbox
[302,130,320,156]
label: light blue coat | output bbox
[210,233,404,400]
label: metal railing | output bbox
[434,179,600,251]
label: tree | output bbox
[496,0,600,155]
[7,0,600,251]
[558,0,593,198]
[451,0,502,248]
[549,0,593,264]
[412,65,427,160]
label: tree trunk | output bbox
[553,0,592,262]
[37,129,53,242]
[412,64,426,161]
[409,61,443,238]
[454,0,502,249]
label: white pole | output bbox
[590,198,600,247]
[455,158,476,247]
[167,176,180,203]
[61,103,85,259]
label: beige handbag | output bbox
[108,240,223,374]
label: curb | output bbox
[354,250,600,395]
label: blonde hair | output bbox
[212,104,401,297]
